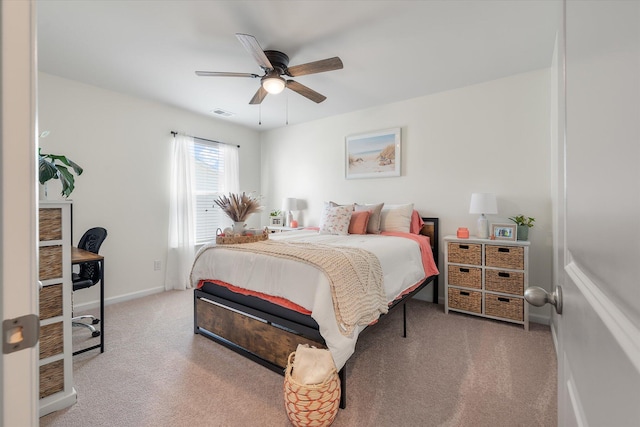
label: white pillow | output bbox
[379,203,414,233]
[319,205,352,235]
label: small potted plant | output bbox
[269,209,283,227]
[38,148,83,198]
[509,214,535,241]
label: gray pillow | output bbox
[354,203,384,234]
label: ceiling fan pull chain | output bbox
[286,92,289,126]
[259,103,262,126]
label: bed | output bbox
[191,214,439,408]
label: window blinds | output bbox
[192,139,226,244]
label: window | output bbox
[192,138,226,244]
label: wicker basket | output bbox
[448,288,482,314]
[284,352,340,427]
[447,242,482,265]
[485,245,524,269]
[485,270,524,295]
[447,265,482,289]
[485,293,524,321]
[215,229,269,245]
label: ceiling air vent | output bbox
[210,108,234,117]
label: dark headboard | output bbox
[420,217,439,302]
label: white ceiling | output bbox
[37,1,559,131]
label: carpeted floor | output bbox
[41,290,556,427]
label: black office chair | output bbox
[72,227,108,337]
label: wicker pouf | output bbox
[284,352,340,427]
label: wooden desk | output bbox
[72,247,104,355]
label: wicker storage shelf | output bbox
[485,245,524,270]
[448,288,482,314]
[447,265,482,289]
[444,236,529,330]
[485,293,524,321]
[38,202,76,415]
[485,270,524,295]
[447,242,482,265]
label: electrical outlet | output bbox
[154,260,161,271]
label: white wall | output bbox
[260,69,553,322]
[38,73,261,307]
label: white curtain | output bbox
[222,143,240,194]
[165,134,196,290]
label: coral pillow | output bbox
[319,205,352,235]
[348,211,370,235]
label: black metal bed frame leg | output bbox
[403,303,407,338]
[339,366,346,408]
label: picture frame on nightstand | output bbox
[491,223,517,241]
[269,216,283,227]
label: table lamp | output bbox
[469,193,497,239]
[282,197,298,227]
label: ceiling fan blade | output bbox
[195,71,260,78]
[286,57,343,77]
[249,86,268,105]
[286,80,326,103]
[235,33,273,70]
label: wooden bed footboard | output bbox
[195,291,325,370]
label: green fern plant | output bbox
[509,215,535,228]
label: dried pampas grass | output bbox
[214,192,262,222]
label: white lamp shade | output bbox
[469,193,498,215]
[282,197,298,211]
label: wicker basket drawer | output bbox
[39,245,62,280]
[447,242,482,265]
[485,294,524,321]
[40,359,64,399]
[39,208,62,241]
[447,265,481,289]
[485,270,524,295]
[40,321,63,360]
[485,245,524,270]
[40,283,63,320]
[448,288,482,314]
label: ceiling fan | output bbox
[196,33,343,105]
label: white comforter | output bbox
[190,230,427,369]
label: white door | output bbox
[555,1,640,425]
[1,1,39,426]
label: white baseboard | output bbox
[73,286,165,311]
[529,312,551,325]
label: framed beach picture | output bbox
[345,128,401,179]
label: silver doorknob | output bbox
[525,286,563,315]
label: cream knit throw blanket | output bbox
[218,240,388,336]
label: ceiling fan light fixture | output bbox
[262,74,285,94]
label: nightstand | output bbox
[444,235,530,330]
[267,226,303,233]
